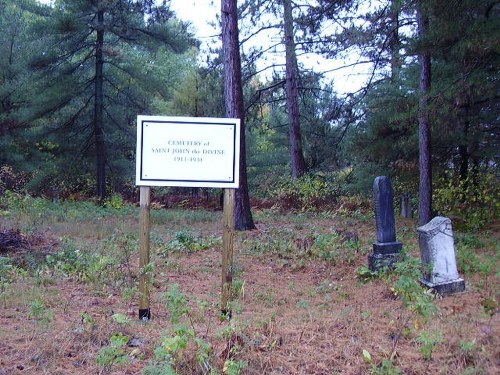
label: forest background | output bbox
[0,0,499,230]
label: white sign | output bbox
[136,116,240,188]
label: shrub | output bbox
[266,173,336,210]
[433,172,499,231]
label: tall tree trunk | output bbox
[221,0,255,230]
[95,5,106,202]
[389,0,401,82]
[283,0,307,179]
[417,0,432,225]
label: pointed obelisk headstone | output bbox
[417,216,465,295]
[368,176,402,271]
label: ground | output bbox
[0,196,498,374]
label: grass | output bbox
[0,195,498,374]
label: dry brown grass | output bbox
[0,201,498,375]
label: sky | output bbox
[170,0,219,41]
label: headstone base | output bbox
[420,278,466,296]
[368,253,400,272]
[139,308,151,321]
[373,241,402,254]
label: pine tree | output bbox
[29,0,196,201]
[416,0,432,225]
[283,0,307,179]
[222,0,256,230]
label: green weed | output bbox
[29,298,54,325]
[416,330,443,360]
[362,349,402,374]
[96,332,130,367]
[146,284,219,374]
[160,230,220,254]
[223,359,248,375]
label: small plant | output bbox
[459,339,477,367]
[232,278,245,299]
[223,359,248,375]
[416,330,443,360]
[147,284,219,373]
[161,230,220,253]
[0,256,21,299]
[296,299,310,309]
[104,193,125,209]
[362,349,402,374]
[96,332,130,367]
[112,313,131,324]
[44,237,101,281]
[356,265,380,283]
[392,254,437,320]
[29,298,54,325]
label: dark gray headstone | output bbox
[369,176,402,271]
[374,176,397,242]
[400,193,413,218]
[417,216,465,295]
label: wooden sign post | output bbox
[138,186,151,320]
[221,188,235,317]
[136,116,240,320]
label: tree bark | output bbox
[417,0,432,226]
[283,0,307,179]
[95,4,106,202]
[389,0,401,82]
[221,0,255,230]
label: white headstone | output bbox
[417,216,465,295]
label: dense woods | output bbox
[0,0,498,228]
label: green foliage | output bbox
[311,232,359,265]
[434,173,499,231]
[241,226,297,257]
[392,254,437,321]
[1,0,197,199]
[343,77,419,196]
[42,231,138,293]
[142,363,177,375]
[416,330,443,360]
[151,209,220,226]
[104,193,125,209]
[163,283,190,325]
[455,233,498,287]
[356,265,381,283]
[96,332,130,367]
[223,359,248,375]
[160,230,221,254]
[44,238,104,281]
[29,298,54,325]
[265,173,336,210]
[363,349,402,374]
[0,256,23,293]
[147,284,217,373]
[111,313,131,325]
[459,339,477,367]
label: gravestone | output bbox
[400,193,413,218]
[417,216,465,295]
[368,176,402,271]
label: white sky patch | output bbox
[170,0,219,40]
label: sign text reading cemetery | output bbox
[136,116,240,188]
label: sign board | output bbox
[136,115,240,188]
